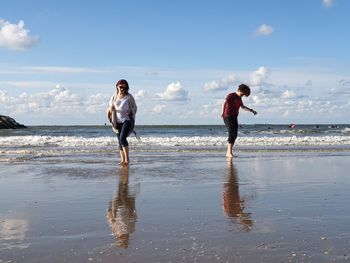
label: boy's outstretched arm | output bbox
[241,105,257,115]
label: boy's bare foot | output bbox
[226,154,234,158]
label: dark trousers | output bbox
[224,116,238,145]
[116,120,132,149]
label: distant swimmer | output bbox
[221,84,257,158]
[289,124,296,129]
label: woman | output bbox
[221,84,257,158]
[108,79,137,165]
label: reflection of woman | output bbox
[222,160,253,232]
[107,167,137,248]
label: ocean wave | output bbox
[1,135,350,148]
[342,127,350,134]
[1,135,350,162]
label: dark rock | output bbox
[0,115,27,129]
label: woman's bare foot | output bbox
[226,154,234,158]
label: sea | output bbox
[1,124,350,162]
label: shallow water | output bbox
[1,150,350,262]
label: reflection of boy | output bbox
[221,84,257,158]
[223,161,253,232]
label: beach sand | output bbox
[1,151,350,262]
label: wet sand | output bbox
[1,151,350,262]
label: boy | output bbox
[221,84,257,158]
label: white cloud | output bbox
[0,90,12,105]
[305,80,313,88]
[145,71,159,76]
[203,74,237,92]
[338,79,350,87]
[2,63,349,124]
[152,104,166,113]
[200,99,223,116]
[1,85,83,114]
[254,24,274,36]
[135,89,146,99]
[0,19,39,51]
[281,90,297,99]
[323,0,334,7]
[48,85,80,108]
[85,93,110,114]
[0,85,113,124]
[156,82,189,101]
[250,66,271,86]
[0,80,109,91]
[282,110,290,117]
[331,79,350,96]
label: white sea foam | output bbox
[1,135,350,148]
[342,127,350,134]
[0,136,115,147]
[1,135,350,162]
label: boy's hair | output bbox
[238,84,251,96]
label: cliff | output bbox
[0,115,27,129]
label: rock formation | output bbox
[0,115,27,129]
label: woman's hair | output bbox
[116,79,129,94]
[238,84,251,97]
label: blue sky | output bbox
[1,0,350,125]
